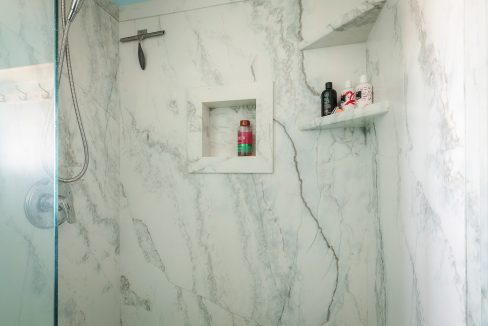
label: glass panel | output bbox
[0,0,57,325]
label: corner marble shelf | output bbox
[300,0,386,50]
[298,102,389,131]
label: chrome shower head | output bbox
[67,0,86,23]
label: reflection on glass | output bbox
[0,0,57,323]
[0,64,56,325]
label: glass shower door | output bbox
[0,0,57,325]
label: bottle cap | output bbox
[326,82,333,89]
[240,120,251,126]
[359,75,368,83]
[345,80,352,88]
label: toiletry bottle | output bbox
[341,80,356,111]
[321,82,337,116]
[355,75,373,109]
[237,120,253,156]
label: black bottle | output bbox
[321,82,337,116]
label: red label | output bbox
[343,90,356,105]
[238,131,253,144]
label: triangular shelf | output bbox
[300,0,386,50]
[299,102,389,130]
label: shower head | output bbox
[67,0,86,23]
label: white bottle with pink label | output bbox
[355,75,373,109]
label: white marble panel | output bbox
[464,1,488,325]
[60,0,120,111]
[367,0,468,325]
[119,0,383,325]
[57,0,121,326]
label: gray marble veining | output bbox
[367,0,469,325]
[58,0,121,325]
[119,0,383,325]
[1,0,475,325]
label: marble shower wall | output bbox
[367,0,468,325]
[58,0,121,325]
[119,0,384,325]
[465,2,488,324]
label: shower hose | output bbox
[57,0,89,183]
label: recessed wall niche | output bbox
[187,83,273,174]
[204,100,256,157]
